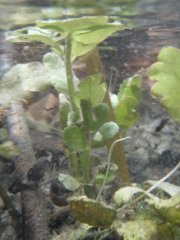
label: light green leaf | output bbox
[71,41,97,61]
[73,25,120,45]
[113,186,144,206]
[71,24,121,60]
[43,52,79,92]
[37,16,109,35]
[149,46,180,122]
[58,173,80,191]
[147,194,180,225]
[120,220,158,240]
[6,27,63,56]
[0,52,79,106]
[75,74,106,106]
[63,126,87,151]
[114,75,141,130]
[93,121,120,144]
[37,16,124,60]
[0,141,21,159]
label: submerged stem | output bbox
[96,137,131,201]
[79,149,91,184]
[65,33,79,121]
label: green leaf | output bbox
[69,196,116,227]
[58,173,80,191]
[113,186,144,206]
[0,141,21,159]
[71,24,121,60]
[114,74,142,130]
[93,103,111,129]
[0,52,79,106]
[37,16,109,35]
[43,52,79,92]
[37,16,124,60]
[147,194,180,225]
[63,126,87,151]
[75,74,106,106]
[120,220,158,240]
[93,121,120,144]
[6,27,63,56]
[95,163,118,185]
[148,46,180,122]
[73,25,119,45]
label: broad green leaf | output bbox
[6,27,63,56]
[114,75,141,130]
[73,24,120,45]
[71,41,97,61]
[0,52,79,106]
[149,46,180,122]
[63,126,87,151]
[37,16,124,60]
[37,16,109,35]
[75,74,106,106]
[43,52,79,92]
[71,24,121,60]
[93,103,111,129]
[69,196,116,227]
[0,141,21,159]
[58,173,80,191]
[93,121,120,144]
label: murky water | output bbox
[0,0,180,79]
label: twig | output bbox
[96,137,131,201]
[145,161,180,194]
[7,102,50,240]
[0,184,21,238]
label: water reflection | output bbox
[0,0,180,79]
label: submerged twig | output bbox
[96,137,131,201]
[145,161,180,194]
[0,184,21,238]
[7,102,50,240]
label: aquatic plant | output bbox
[1,16,141,188]
[0,15,179,240]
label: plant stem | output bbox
[84,49,131,185]
[79,149,91,184]
[69,151,81,179]
[65,33,79,121]
[96,137,131,201]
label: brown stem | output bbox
[7,103,50,240]
[84,49,131,185]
